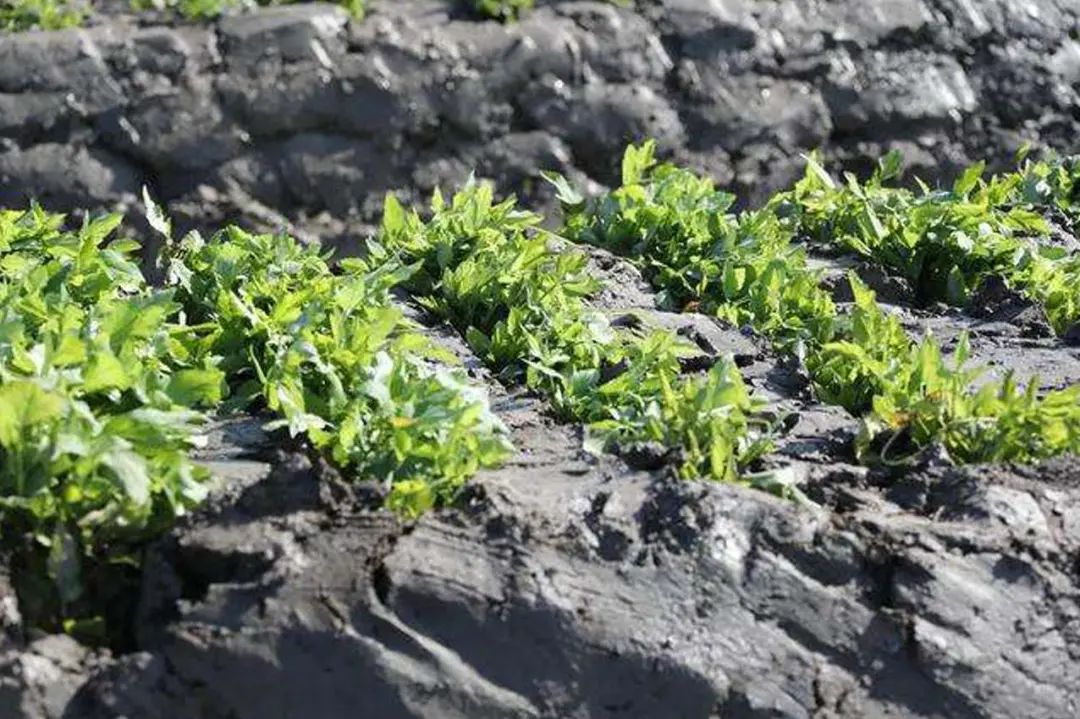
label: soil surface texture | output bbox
[1,0,1079,245]
[2,1,1080,718]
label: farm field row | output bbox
[0,0,588,32]
[2,143,1079,642]
[553,142,1080,465]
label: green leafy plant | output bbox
[0,206,219,631]
[585,344,772,484]
[858,333,1080,465]
[466,0,629,22]
[3,0,365,30]
[0,196,512,638]
[375,180,775,485]
[136,0,365,20]
[551,140,836,352]
[157,218,511,518]
[468,0,532,21]
[785,150,1080,334]
[0,0,84,31]
[806,275,911,413]
[554,142,1080,470]
[1004,149,1080,228]
[817,274,1080,466]
[789,153,1044,299]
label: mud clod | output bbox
[3,1,1080,717]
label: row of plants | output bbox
[1,0,615,31]
[786,150,1080,334]
[550,142,1080,466]
[0,0,80,29]
[0,206,222,635]
[0,180,791,640]
[373,182,780,489]
[473,0,629,21]
[5,142,1077,639]
[0,200,510,638]
[152,202,513,516]
[0,0,366,30]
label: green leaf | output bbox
[540,171,585,207]
[99,293,177,352]
[143,187,172,240]
[465,326,491,355]
[101,447,152,507]
[382,193,407,235]
[802,152,836,190]
[83,351,131,394]
[621,141,656,186]
[0,381,65,448]
[876,150,904,183]
[722,264,746,299]
[166,368,226,407]
[953,161,986,196]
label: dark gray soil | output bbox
[2,0,1079,247]
[3,1,1080,717]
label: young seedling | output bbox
[375,179,776,486]
[553,142,1080,469]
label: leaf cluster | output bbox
[858,332,1080,465]
[556,142,1080,469]
[466,0,629,22]
[0,207,218,625]
[468,0,532,21]
[0,0,84,31]
[3,0,365,31]
[376,180,773,484]
[552,140,836,352]
[0,196,513,634]
[161,222,512,517]
[131,0,364,20]
[786,151,1080,334]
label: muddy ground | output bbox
[3,1,1080,717]
[2,0,1080,244]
